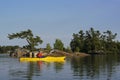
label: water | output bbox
[0,54,120,80]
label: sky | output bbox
[0,0,120,48]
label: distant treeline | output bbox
[0,27,120,54]
[0,45,19,53]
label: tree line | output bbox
[0,29,71,53]
[0,45,19,53]
[0,28,120,54]
[70,28,120,54]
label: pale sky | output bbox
[0,0,120,48]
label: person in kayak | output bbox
[37,51,44,58]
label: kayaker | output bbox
[37,51,43,58]
[32,52,34,58]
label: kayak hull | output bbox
[20,56,65,62]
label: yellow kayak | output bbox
[20,56,65,62]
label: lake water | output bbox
[0,54,120,80]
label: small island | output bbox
[0,27,120,58]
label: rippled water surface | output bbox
[0,54,120,80]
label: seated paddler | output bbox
[37,51,44,58]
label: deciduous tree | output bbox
[54,39,64,51]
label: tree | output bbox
[70,30,85,52]
[64,46,72,53]
[70,27,119,54]
[84,28,101,53]
[8,29,43,51]
[103,30,117,42]
[0,45,19,53]
[46,43,52,52]
[102,30,117,53]
[54,39,64,51]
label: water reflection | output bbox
[1,54,120,80]
[37,61,43,71]
[9,60,65,80]
[71,55,120,80]
[53,62,64,73]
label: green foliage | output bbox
[70,27,120,54]
[54,39,64,51]
[46,43,52,52]
[8,29,43,51]
[64,46,72,53]
[0,45,19,53]
[70,30,85,52]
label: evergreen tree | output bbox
[8,29,43,51]
[70,27,119,54]
[70,30,85,52]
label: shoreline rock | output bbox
[48,50,90,57]
[10,48,90,58]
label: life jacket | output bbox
[37,52,42,58]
